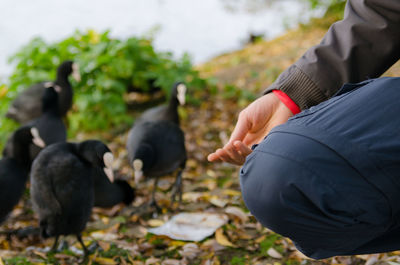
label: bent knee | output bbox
[240,149,295,234]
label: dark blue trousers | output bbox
[240,77,400,259]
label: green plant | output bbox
[4,256,31,265]
[230,256,247,265]
[0,83,19,151]
[305,0,345,10]
[259,233,281,255]
[0,30,208,149]
[100,243,131,259]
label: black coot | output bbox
[6,60,80,124]
[93,169,135,208]
[28,85,67,161]
[30,140,114,254]
[2,85,65,161]
[127,83,187,209]
[138,82,187,124]
[0,127,40,223]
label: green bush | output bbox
[0,30,208,149]
[305,0,345,10]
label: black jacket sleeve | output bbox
[264,0,400,110]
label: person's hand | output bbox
[207,92,294,165]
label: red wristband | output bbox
[272,90,301,115]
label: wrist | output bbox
[272,90,301,115]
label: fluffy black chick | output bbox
[30,140,114,255]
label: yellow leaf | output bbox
[206,169,217,178]
[101,216,110,225]
[88,252,97,265]
[88,29,100,44]
[94,257,118,265]
[130,215,139,222]
[0,85,8,98]
[148,219,164,227]
[0,257,4,265]
[170,241,186,247]
[1,240,10,250]
[215,228,236,248]
[98,241,111,251]
[222,189,242,196]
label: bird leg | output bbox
[56,239,69,252]
[51,235,60,252]
[170,169,183,205]
[149,178,161,212]
[76,234,88,257]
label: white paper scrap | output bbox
[148,212,228,241]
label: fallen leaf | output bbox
[267,247,283,259]
[120,257,128,265]
[209,197,227,208]
[170,241,186,247]
[202,239,226,252]
[148,219,165,227]
[126,225,148,238]
[94,257,118,265]
[225,206,248,222]
[182,192,205,202]
[215,228,236,248]
[145,257,161,265]
[128,255,143,265]
[254,235,266,243]
[222,189,241,196]
[289,250,310,261]
[33,250,47,259]
[91,231,119,240]
[365,256,378,265]
[206,169,217,178]
[212,256,221,265]
[161,259,183,265]
[54,253,74,259]
[88,252,98,265]
[98,241,111,251]
[179,243,200,260]
[105,222,121,233]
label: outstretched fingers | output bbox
[233,141,252,157]
[207,141,251,165]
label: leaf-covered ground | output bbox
[2,10,400,265]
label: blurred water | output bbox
[0,0,324,80]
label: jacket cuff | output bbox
[263,65,328,110]
[272,90,301,115]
